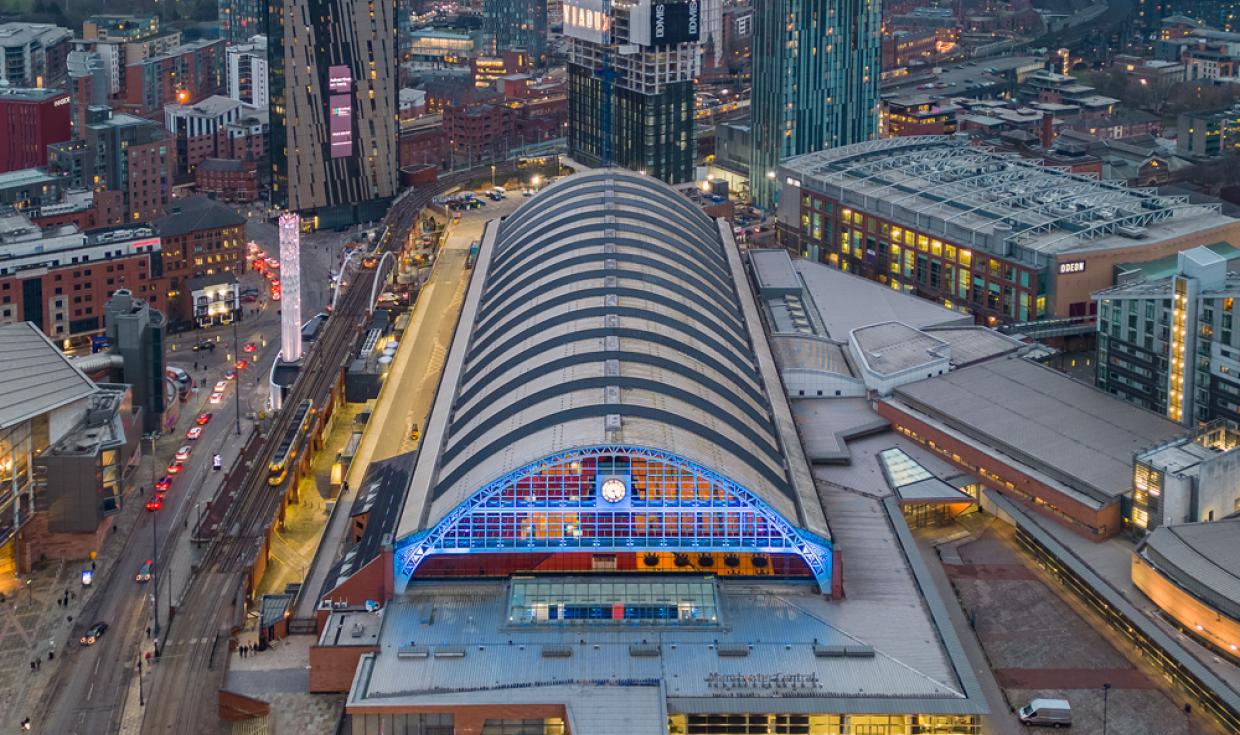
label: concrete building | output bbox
[0,23,72,89]
[0,168,63,211]
[0,210,163,343]
[268,0,398,226]
[309,170,989,734]
[1132,422,1240,533]
[163,95,256,177]
[81,15,160,42]
[1177,106,1240,159]
[225,36,268,109]
[102,289,167,433]
[879,357,1186,539]
[777,137,1240,328]
[749,0,880,206]
[1095,245,1240,426]
[0,88,71,174]
[0,322,128,574]
[565,0,701,184]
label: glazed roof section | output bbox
[780,136,1235,257]
[398,170,825,540]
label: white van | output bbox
[1018,698,1072,727]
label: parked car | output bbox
[80,621,109,645]
[1018,699,1072,727]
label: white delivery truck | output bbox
[1018,698,1072,727]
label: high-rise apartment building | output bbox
[749,0,880,207]
[1096,246,1240,427]
[483,0,547,61]
[268,0,398,227]
[226,36,269,109]
[0,23,73,89]
[565,0,700,184]
[218,0,266,42]
[80,107,176,223]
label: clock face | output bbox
[600,478,627,503]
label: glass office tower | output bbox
[749,0,880,207]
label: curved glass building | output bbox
[393,169,833,592]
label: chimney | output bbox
[1041,112,1054,150]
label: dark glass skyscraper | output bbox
[749,0,880,207]
[483,0,547,61]
[565,0,700,185]
[268,0,398,227]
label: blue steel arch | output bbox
[394,445,833,593]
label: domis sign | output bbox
[631,0,701,47]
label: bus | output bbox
[166,367,191,401]
[268,399,314,486]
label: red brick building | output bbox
[30,189,125,231]
[152,195,247,326]
[0,88,72,174]
[118,39,224,116]
[195,159,258,202]
[0,212,162,341]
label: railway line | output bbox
[139,170,481,732]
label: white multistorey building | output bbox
[226,35,268,109]
[278,213,303,363]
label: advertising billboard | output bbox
[563,0,610,44]
[630,0,700,47]
[329,95,352,158]
[328,65,352,93]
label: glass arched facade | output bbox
[395,446,832,590]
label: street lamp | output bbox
[232,312,242,435]
[1102,682,1112,735]
[490,164,496,188]
[26,578,32,605]
[146,433,161,651]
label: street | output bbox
[29,214,344,735]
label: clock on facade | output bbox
[600,478,627,503]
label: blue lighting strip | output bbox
[394,445,832,593]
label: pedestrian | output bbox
[90,560,96,572]
[146,626,151,639]
[139,485,145,496]
[29,660,34,672]
[47,651,53,661]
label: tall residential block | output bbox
[565,0,701,184]
[749,0,880,207]
[269,0,398,227]
[1095,246,1240,427]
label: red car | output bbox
[167,459,184,474]
[144,497,163,512]
[196,413,212,426]
[235,359,248,370]
[243,342,257,353]
[154,475,172,493]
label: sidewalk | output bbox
[0,459,154,723]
